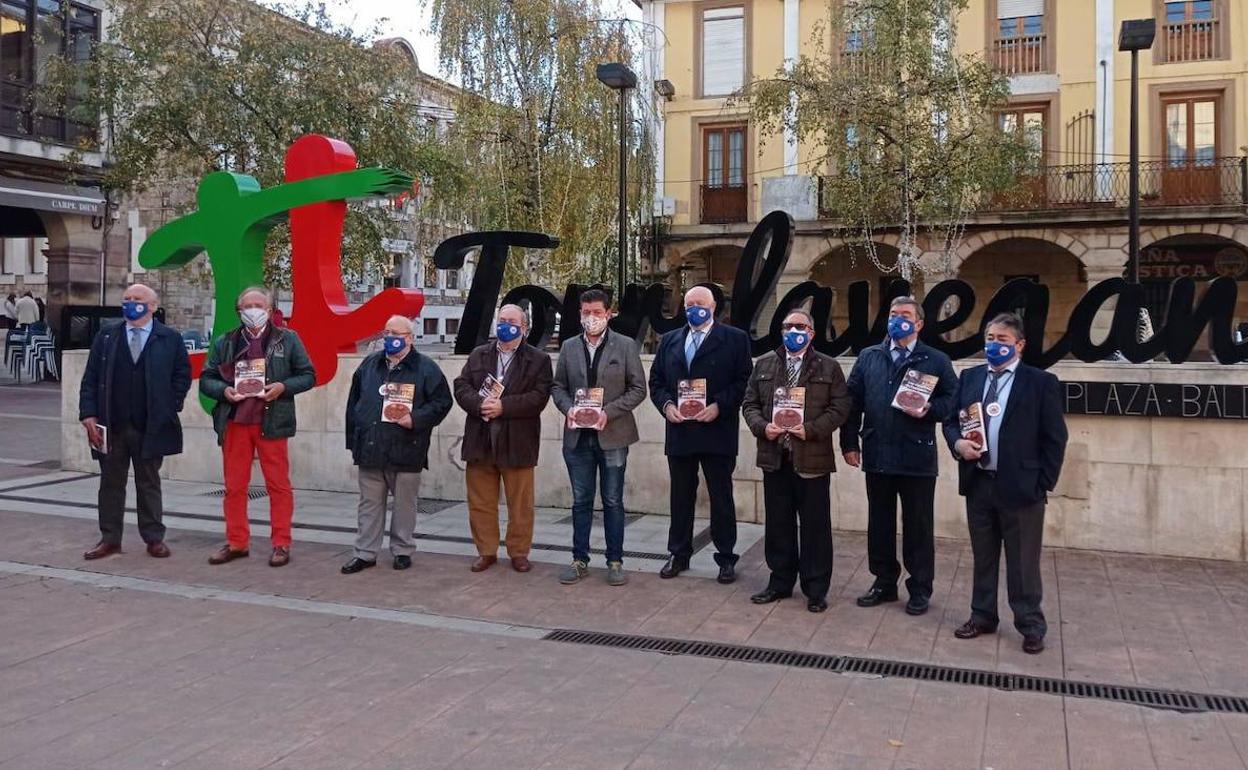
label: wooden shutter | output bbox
[702,7,744,96]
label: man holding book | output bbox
[452,303,553,573]
[942,312,1067,654]
[841,296,957,616]
[340,315,452,574]
[550,289,647,586]
[742,309,851,612]
[648,285,753,583]
[78,284,191,560]
[200,286,316,567]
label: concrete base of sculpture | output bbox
[59,351,1248,562]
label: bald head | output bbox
[498,304,529,331]
[684,286,714,308]
[122,283,158,326]
[384,315,414,336]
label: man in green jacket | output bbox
[200,287,316,567]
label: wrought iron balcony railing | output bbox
[817,157,1248,219]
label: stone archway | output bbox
[808,242,923,337]
[1136,232,1248,358]
[955,237,1087,348]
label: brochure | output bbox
[677,378,707,418]
[381,383,415,424]
[891,369,937,412]
[571,387,605,429]
[772,386,806,430]
[959,402,988,454]
[234,358,266,398]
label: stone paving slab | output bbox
[0,564,1245,769]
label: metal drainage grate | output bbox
[201,488,269,500]
[542,629,1248,715]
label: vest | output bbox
[110,330,149,431]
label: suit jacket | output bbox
[840,340,958,477]
[551,330,647,451]
[942,362,1069,510]
[648,322,753,457]
[742,347,852,475]
[453,341,553,468]
[78,320,192,459]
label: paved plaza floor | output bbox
[2,381,1248,768]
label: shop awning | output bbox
[0,176,105,217]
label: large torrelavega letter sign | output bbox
[442,211,1248,367]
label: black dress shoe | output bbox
[1022,635,1045,654]
[717,564,736,584]
[953,619,998,639]
[340,557,376,574]
[855,586,899,607]
[659,556,689,579]
[750,588,791,604]
[393,555,412,570]
[905,595,930,616]
[807,598,828,613]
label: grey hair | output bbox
[889,295,924,321]
[236,286,273,310]
[498,303,531,330]
[385,314,415,334]
[986,312,1026,340]
[782,307,815,328]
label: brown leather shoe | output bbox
[208,544,249,565]
[470,555,497,572]
[146,541,171,558]
[269,546,290,567]
[511,556,532,573]
[83,541,121,560]
[953,619,998,639]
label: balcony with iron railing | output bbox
[817,157,1248,220]
[700,183,748,224]
[992,34,1047,75]
[1162,18,1220,63]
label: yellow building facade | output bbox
[638,0,1248,350]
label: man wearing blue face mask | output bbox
[742,309,851,611]
[79,284,191,560]
[453,303,553,573]
[341,315,452,574]
[943,313,1067,654]
[648,285,753,583]
[841,295,958,616]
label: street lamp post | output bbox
[596,62,637,300]
[1119,19,1156,286]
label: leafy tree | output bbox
[44,0,464,285]
[428,0,654,289]
[742,0,1029,280]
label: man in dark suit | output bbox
[742,309,852,612]
[943,312,1068,654]
[841,296,958,616]
[648,285,753,583]
[452,303,553,573]
[78,283,191,560]
[551,289,648,586]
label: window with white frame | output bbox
[701,6,744,97]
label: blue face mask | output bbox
[783,330,809,353]
[383,335,407,355]
[985,341,1015,367]
[887,315,915,341]
[685,305,712,327]
[121,301,148,321]
[496,322,522,343]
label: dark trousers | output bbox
[96,424,165,545]
[864,472,935,598]
[762,461,833,600]
[667,454,738,566]
[966,471,1047,637]
[563,432,628,564]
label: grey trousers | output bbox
[355,468,421,560]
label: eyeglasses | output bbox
[781,324,811,331]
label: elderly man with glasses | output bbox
[742,309,852,612]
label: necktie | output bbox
[979,371,1001,469]
[129,328,143,363]
[786,356,800,387]
[685,330,703,368]
[893,346,909,366]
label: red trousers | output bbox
[223,422,294,549]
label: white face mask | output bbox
[240,307,269,329]
[581,315,608,336]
